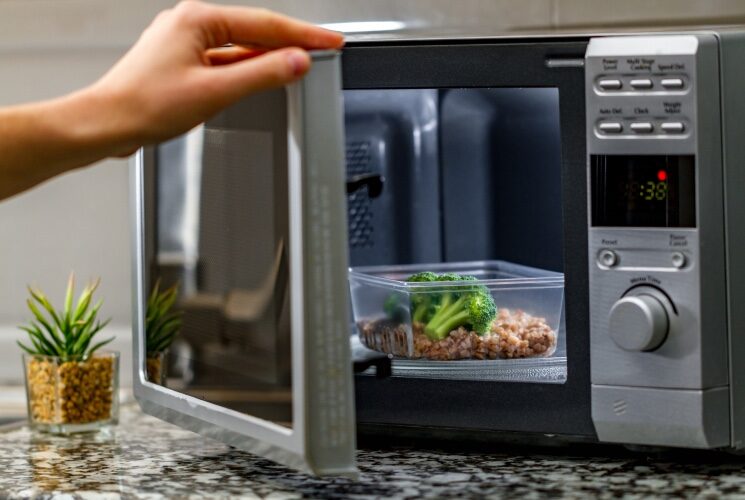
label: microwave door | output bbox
[130,51,357,477]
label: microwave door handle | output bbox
[346,173,385,199]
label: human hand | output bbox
[89,1,344,155]
[0,1,343,200]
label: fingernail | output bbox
[328,30,345,46]
[287,50,309,77]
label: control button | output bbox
[598,249,619,267]
[661,122,685,133]
[598,122,623,134]
[598,79,623,90]
[630,78,653,89]
[630,122,654,133]
[661,78,685,89]
[671,252,687,268]
[609,292,669,351]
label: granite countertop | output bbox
[2,405,745,499]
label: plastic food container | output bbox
[349,261,564,361]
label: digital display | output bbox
[622,169,668,202]
[592,155,695,227]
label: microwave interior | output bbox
[141,42,592,439]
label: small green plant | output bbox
[18,274,113,361]
[145,280,182,355]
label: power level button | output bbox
[599,249,619,267]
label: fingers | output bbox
[205,45,267,66]
[112,146,140,158]
[172,2,344,50]
[205,47,311,104]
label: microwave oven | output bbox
[130,29,745,476]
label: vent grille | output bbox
[346,141,375,249]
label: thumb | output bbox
[207,47,311,104]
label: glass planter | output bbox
[146,350,168,386]
[23,351,119,434]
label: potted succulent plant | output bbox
[18,274,117,434]
[145,280,182,385]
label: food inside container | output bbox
[349,261,564,361]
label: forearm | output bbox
[0,87,133,201]
[0,3,342,202]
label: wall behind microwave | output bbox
[0,48,135,385]
[1,0,745,385]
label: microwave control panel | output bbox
[586,35,699,152]
[585,35,730,449]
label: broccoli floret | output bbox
[383,293,408,322]
[431,273,474,312]
[424,276,496,340]
[382,272,437,323]
[406,272,438,323]
[436,273,462,282]
[382,272,497,337]
[407,271,439,283]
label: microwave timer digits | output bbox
[592,154,696,228]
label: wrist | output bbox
[0,86,139,199]
[58,83,142,160]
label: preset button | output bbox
[599,249,619,267]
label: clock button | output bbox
[630,122,654,133]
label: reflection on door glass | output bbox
[144,279,182,385]
[145,89,293,427]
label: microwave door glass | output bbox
[133,51,357,476]
[343,87,567,383]
[157,116,293,418]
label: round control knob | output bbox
[609,293,669,351]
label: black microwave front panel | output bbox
[343,41,596,439]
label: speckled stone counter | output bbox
[2,405,745,499]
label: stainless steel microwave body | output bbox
[130,29,745,475]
